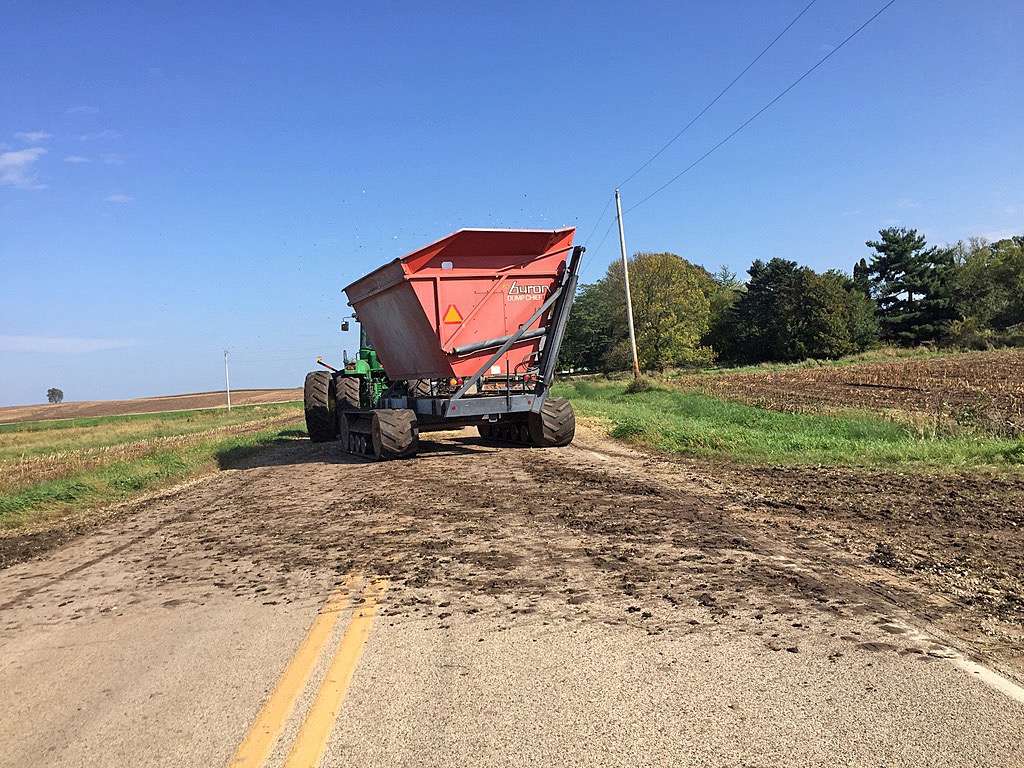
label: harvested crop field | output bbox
[674,349,1024,436]
[0,388,302,425]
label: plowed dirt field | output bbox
[675,350,1024,436]
[0,388,302,425]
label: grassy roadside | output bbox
[0,404,304,530]
[554,379,1024,471]
[0,403,303,460]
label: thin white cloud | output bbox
[78,129,121,141]
[101,153,126,165]
[66,105,100,115]
[16,131,51,143]
[0,147,48,189]
[895,197,919,210]
[64,155,91,163]
[106,193,134,203]
[0,335,138,354]
[982,228,1022,242]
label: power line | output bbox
[626,0,898,215]
[579,192,617,280]
[582,1,821,276]
[617,0,820,190]
[583,192,615,248]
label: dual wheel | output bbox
[303,371,337,443]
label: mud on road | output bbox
[3,422,1022,683]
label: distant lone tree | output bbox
[47,388,64,404]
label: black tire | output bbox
[528,397,575,447]
[407,378,433,397]
[477,422,494,439]
[371,409,419,459]
[304,371,337,442]
[338,411,351,452]
[337,375,362,410]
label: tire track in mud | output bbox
[2,426,1022,683]
[166,429,1023,683]
[534,430,1024,677]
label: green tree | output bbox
[47,388,64,404]
[703,265,744,357]
[824,270,881,353]
[864,227,958,345]
[947,235,1024,347]
[563,252,717,371]
[559,282,615,370]
[723,259,877,364]
[601,252,715,370]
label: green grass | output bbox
[640,344,960,379]
[0,405,304,528]
[0,403,301,461]
[554,379,1024,470]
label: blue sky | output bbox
[2,1,1021,406]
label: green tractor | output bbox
[303,319,390,443]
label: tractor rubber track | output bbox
[477,421,533,445]
[340,408,419,459]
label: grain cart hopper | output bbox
[303,227,584,459]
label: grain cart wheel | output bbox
[337,375,361,410]
[528,397,575,447]
[477,422,494,439]
[407,379,433,397]
[304,371,337,442]
[371,409,419,459]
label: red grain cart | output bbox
[306,228,584,459]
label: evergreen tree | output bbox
[723,259,878,364]
[702,266,744,358]
[864,227,958,344]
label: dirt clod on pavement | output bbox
[3,423,1021,681]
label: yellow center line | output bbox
[283,579,389,768]
[226,575,361,768]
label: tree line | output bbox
[561,228,1024,370]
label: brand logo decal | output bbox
[507,282,548,302]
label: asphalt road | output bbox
[1,426,1022,767]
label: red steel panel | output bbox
[344,228,576,380]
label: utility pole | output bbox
[615,189,641,379]
[224,349,231,411]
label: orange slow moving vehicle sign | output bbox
[443,305,463,324]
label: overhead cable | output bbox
[617,0,820,190]
[625,0,898,214]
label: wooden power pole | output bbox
[615,189,641,378]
